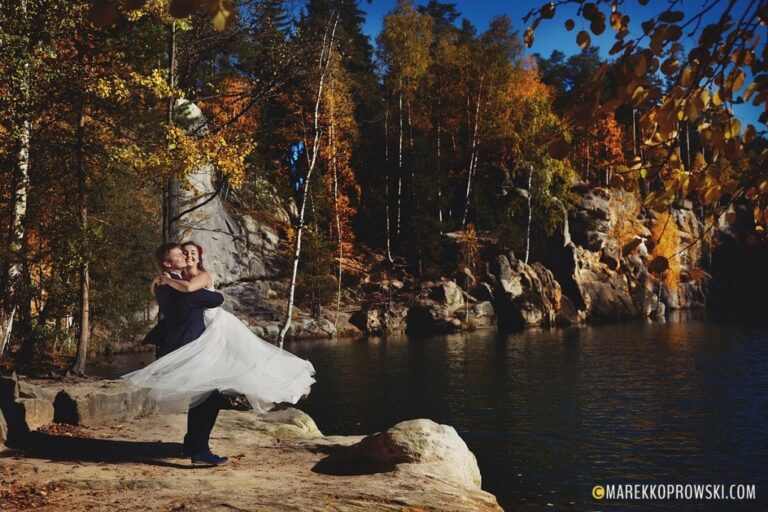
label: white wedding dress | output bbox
[123,301,315,413]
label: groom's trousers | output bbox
[186,390,221,453]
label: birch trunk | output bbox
[396,90,403,236]
[72,104,90,375]
[1,0,31,357]
[437,117,443,231]
[462,74,484,228]
[384,107,393,262]
[524,166,533,265]
[279,14,339,347]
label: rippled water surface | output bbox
[92,316,768,511]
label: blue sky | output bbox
[354,0,761,128]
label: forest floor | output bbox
[0,409,501,511]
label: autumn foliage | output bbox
[650,211,682,290]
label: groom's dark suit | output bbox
[155,272,224,455]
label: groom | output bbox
[154,242,228,466]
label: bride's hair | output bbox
[181,240,205,271]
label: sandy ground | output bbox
[0,410,502,511]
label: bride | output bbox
[124,241,315,413]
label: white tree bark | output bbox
[0,0,30,357]
[396,90,403,236]
[462,73,484,228]
[524,166,533,265]
[437,114,443,232]
[279,14,339,347]
[72,106,90,375]
[384,106,393,262]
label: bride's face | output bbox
[183,245,199,268]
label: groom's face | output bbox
[165,247,187,272]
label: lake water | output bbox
[90,315,768,511]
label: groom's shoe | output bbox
[191,451,229,466]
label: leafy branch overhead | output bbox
[88,0,236,31]
[527,0,768,228]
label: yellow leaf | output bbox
[524,27,534,47]
[631,85,646,103]
[725,118,741,139]
[680,67,693,87]
[610,11,622,30]
[212,3,234,31]
[699,88,710,108]
[729,68,746,92]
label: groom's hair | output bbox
[155,242,182,270]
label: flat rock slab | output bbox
[0,410,502,511]
[1,378,159,426]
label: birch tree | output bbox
[377,0,432,239]
[0,0,32,357]
[279,13,339,348]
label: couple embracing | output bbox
[123,241,315,466]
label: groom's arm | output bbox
[187,288,224,309]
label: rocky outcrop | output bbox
[0,382,502,511]
[349,302,409,335]
[52,381,159,426]
[487,254,574,329]
[561,186,707,319]
[354,418,482,489]
[0,375,160,442]
[1,372,57,444]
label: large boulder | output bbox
[472,301,496,328]
[349,308,382,334]
[489,254,565,330]
[569,187,614,251]
[354,418,482,489]
[406,300,463,334]
[259,408,322,438]
[430,280,465,307]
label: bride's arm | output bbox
[161,272,212,293]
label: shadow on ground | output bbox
[310,444,396,476]
[1,433,190,469]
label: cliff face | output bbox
[557,186,710,319]
[173,148,718,338]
